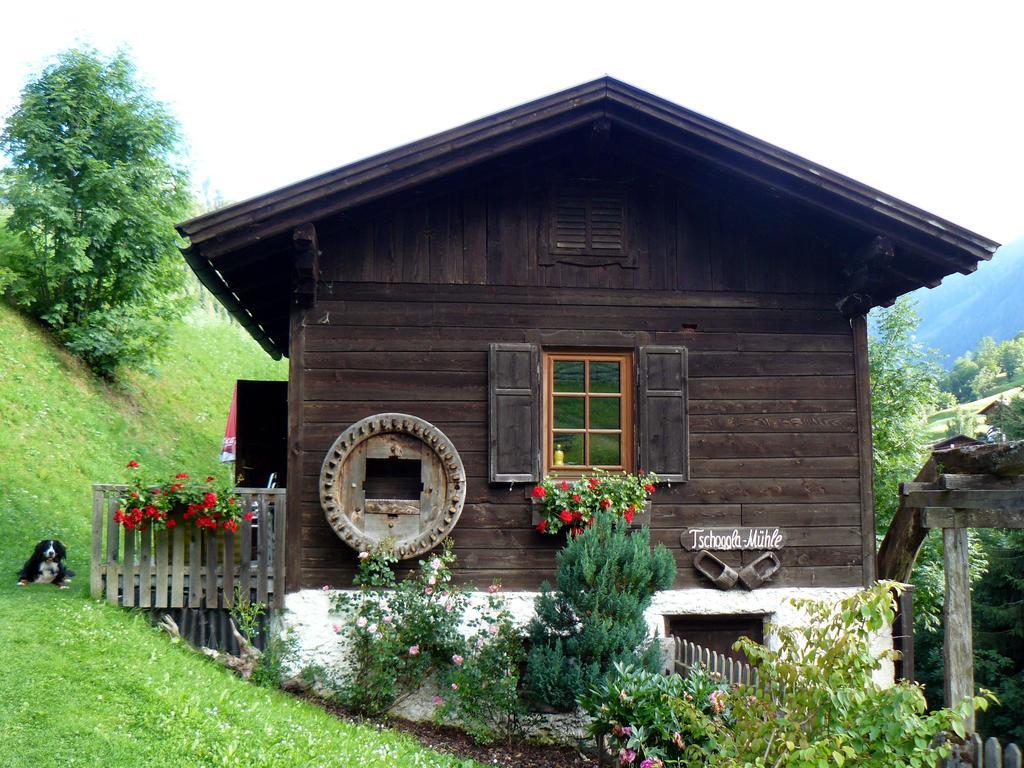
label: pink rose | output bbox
[383,615,393,624]
[409,644,420,656]
[487,623,499,635]
[356,616,367,628]
[332,623,342,634]
[451,682,459,690]
[367,623,377,634]
[321,585,330,592]
[452,654,463,665]
[358,551,370,560]
[433,695,443,705]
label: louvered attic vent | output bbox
[549,184,627,260]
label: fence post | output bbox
[943,525,974,734]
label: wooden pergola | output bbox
[879,441,1024,740]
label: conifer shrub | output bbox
[524,511,676,710]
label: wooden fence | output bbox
[672,636,759,688]
[90,485,286,610]
[945,734,1022,768]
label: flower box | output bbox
[530,497,652,528]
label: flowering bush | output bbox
[115,460,246,533]
[332,542,466,716]
[437,588,526,744]
[581,662,730,767]
[333,542,526,743]
[584,583,994,768]
[531,470,657,536]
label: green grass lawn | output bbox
[0,581,478,768]
[0,304,481,768]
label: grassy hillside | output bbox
[0,304,480,768]
[0,305,286,575]
[924,382,1023,441]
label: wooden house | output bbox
[177,79,998,645]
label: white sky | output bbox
[2,1,1022,245]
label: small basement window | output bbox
[666,614,766,666]
[362,458,423,500]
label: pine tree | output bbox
[524,512,676,710]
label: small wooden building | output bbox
[178,79,997,641]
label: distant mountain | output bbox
[910,236,1024,367]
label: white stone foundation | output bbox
[277,585,893,746]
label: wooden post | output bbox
[90,487,105,598]
[943,524,974,733]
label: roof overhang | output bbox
[178,77,1000,356]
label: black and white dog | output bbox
[17,539,74,588]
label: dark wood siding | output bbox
[296,151,865,591]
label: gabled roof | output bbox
[178,77,999,357]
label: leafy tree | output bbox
[0,48,192,377]
[999,337,1024,378]
[524,513,676,710]
[945,406,981,439]
[972,365,1004,399]
[869,298,942,531]
[943,353,980,402]
[988,393,1024,440]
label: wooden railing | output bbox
[90,485,286,610]
[672,636,759,688]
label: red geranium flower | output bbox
[165,519,177,529]
[175,472,189,479]
[126,460,140,469]
[559,509,573,523]
[588,477,600,489]
[571,527,583,537]
[531,485,547,499]
[204,492,218,507]
[244,512,255,521]
[223,519,239,533]
[560,480,570,491]
[572,493,581,503]
[535,519,548,533]
[624,508,635,524]
[644,483,656,493]
[599,497,612,509]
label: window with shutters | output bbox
[488,343,687,484]
[541,183,634,267]
[543,351,634,474]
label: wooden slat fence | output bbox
[91,485,286,610]
[945,734,1022,768]
[672,636,759,688]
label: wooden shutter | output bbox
[489,343,540,483]
[638,346,689,482]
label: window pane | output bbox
[553,397,585,429]
[553,433,584,466]
[589,397,620,429]
[554,361,585,392]
[590,433,622,466]
[589,361,620,393]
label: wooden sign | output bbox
[681,527,785,551]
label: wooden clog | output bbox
[738,551,781,590]
[693,549,739,590]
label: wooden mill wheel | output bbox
[319,413,466,559]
